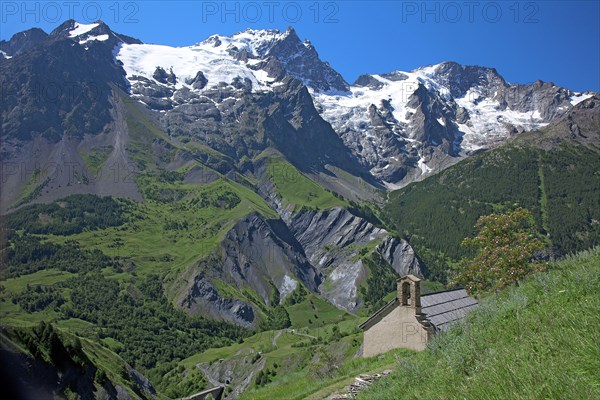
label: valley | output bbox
[1,18,599,400]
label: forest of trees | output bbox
[12,285,65,312]
[9,273,248,373]
[60,274,247,370]
[360,252,398,312]
[383,145,600,274]
[5,194,129,235]
[2,232,117,278]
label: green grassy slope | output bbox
[142,293,361,399]
[286,294,350,328]
[360,247,600,399]
[1,322,159,400]
[240,347,409,400]
[260,154,349,212]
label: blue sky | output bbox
[1,1,599,91]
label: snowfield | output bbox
[116,29,296,93]
[68,22,99,37]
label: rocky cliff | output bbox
[175,203,424,324]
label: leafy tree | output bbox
[329,325,342,342]
[451,207,547,296]
[255,369,271,386]
[95,369,107,384]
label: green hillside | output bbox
[3,89,597,399]
[382,143,600,280]
[0,176,283,397]
[0,99,368,398]
[1,322,158,399]
[260,153,349,212]
[360,247,600,399]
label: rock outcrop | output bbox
[377,236,422,276]
[177,206,423,321]
[289,207,423,311]
[176,213,321,326]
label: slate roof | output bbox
[359,288,478,332]
[420,289,478,332]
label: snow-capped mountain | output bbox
[313,62,593,186]
[1,20,595,191]
[1,18,599,334]
[115,26,347,106]
[111,26,593,187]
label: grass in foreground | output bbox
[240,346,412,400]
[360,247,600,399]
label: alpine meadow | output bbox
[1,4,599,400]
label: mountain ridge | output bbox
[2,19,600,400]
[2,21,595,191]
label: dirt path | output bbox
[272,330,283,347]
[271,328,317,348]
[285,328,317,339]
